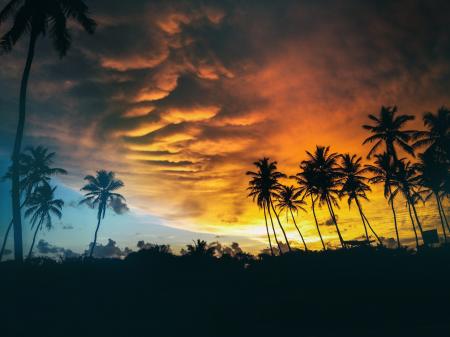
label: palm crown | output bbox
[24,184,63,230]
[337,154,371,207]
[275,185,306,216]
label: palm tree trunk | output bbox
[437,197,449,233]
[355,199,369,243]
[0,220,13,262]
[410,199,425,243]
[289,209,307,251]
[408,202,420,250]
[11,31,38,262]
[267,204,282,255]
[263,205,274,256]
[270,200,292,252]
[434,192,447,243]
[27,222,42,260]
[362,213,382,245]
[89,216,102,258]
[388,187,401,248]
[311,196,326,250]
[326,196,344,248]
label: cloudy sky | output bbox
[0,0,449,256]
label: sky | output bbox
[0,0,449,257]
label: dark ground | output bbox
[1,246,450,337]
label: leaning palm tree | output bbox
[337,154,382,245]
[275,185,308,251]
[247,158,291,254]
[366,153,401,248]
[0,146,67,261]
[294,162,326,250]
[80,170,125,258]
[415,152,448,242]
[0,0,96,261]
[362,106,416,161]
[24,184,63,259]
[304,146,345,248]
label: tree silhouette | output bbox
[275,185,308,251]
[363,106,415,161]
[184,240,216,257]
[0,146,66,261]
[24,184,63,259]
[304,146,345,248]
[0,0,96,261]
[366,153,401,248]
[338,154,382,245]
[247,158,291,254]
[294,162,326,250]
[80,170,125,258]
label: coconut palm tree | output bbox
[80,170,125,258]
[275,185,308,251]
[294,162,326,250]
[0,146,66,261]
[337,154,382,245]
[415,151,449,242]
[362,106,415,161]
[24,184,63,259]
[247,158,291,254]
[390,160,425,248]
[304,146,345,248]
[0,0,96,261]
[184,240,216,257]
[365,153,401,248]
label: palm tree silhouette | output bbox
[247,158,291,254]
[0,0,96,261]
[0,146,66,261]
[363,106,415,161]
[390,160,425,249]
[294,162,326,250]
[304,146,345,248]
[416,152,449,242]
[366,153,401,248]
[275,185,308,251]
[184,240,216,257]
[337,154,381,245]
[80,170,125,258]
[24,184,63,259]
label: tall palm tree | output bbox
[390,160,425,248]
[0,0,96,261]
[337,154,381,245]
[247,158,291,254]
[24,184,63,259]
[0,146,66,261]
[362,106,415,161]
[275,185,308,251]
[304,146,345,248]
[294,162,326,250]
[80,170,125,258]
[415,152,449,242]
[366,153,401,248]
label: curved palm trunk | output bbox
[434,192,447,243]
[11,32,38,262]
[263,205,274,256]
[270,200,292,252]
[408,202,420,250]
[437,197,449,232]
[27,222,42,260]
[326,196,345,248]
[410,199,425,243]
[311,196,326,250]
[362,213,382,245]
[355,199,369,243]
[289,209,307,251]
[0,220,13,262]
[267,204,282,255]
[89,216,102,258]
[388,187,401,248]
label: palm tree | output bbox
[415,152,449,242]
[304,146,345,248]
[294,162,326,250]
[247,158,291,254]
[0,146,66,261]
[0,0,96,261]
[24,184,63,259]
[337,154,381,245]
[275,185,308,251]
[80,170,125,258]
[390,160,425,248]
[184,240,216,257]
[366,153,401,248]
[362,106,415,161]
